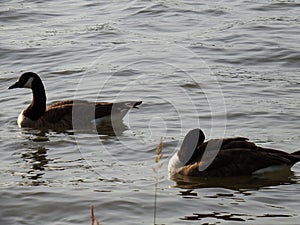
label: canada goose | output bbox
[8,72,142,130]
[169,128,300,177]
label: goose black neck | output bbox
[23,81,47,121]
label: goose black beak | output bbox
[8,82,21,89]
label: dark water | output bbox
[1,0,300,224]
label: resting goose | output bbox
[169,128,300,177]
[8,72,142,130]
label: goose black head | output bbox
[177,128,206,165]
[8,72,42,89]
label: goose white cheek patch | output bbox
[24,77,34,88]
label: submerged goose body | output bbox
[169,129,300,177]
[9,72,142,130]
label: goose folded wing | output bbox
[204,148,292,176]
[220,137,258,150]
[44,103,73,123]
[94,102,114,118]
[48,100,89,108]
[179,148,292,177]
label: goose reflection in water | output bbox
[21,146,49,181]
[19,119,128,137]
[171,169,298,191]
[173,169,299,223]
[174,171,299,223]
[96,120,128,136]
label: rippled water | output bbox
[1,0,300,224]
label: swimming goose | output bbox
[8,72,142,130]
[169,128,300,177]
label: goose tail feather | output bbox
[129,101,142,108]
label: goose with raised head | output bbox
[8,72,142,130]
[169,128,300,177]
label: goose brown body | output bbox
[169,129,300,177]
[9,72,142,130]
